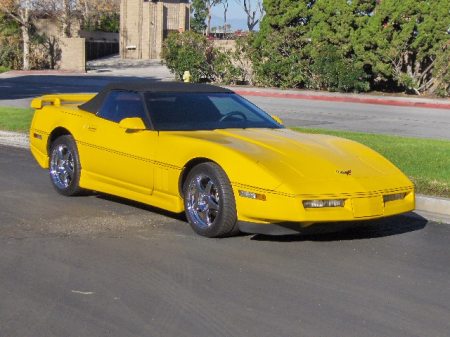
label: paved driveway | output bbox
[1,145,450,337]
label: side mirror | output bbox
[271,115,283,125]
[119,117,146,131]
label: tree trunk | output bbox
[21,4,30,71]
[224,6,227,36]
[248,18,258,32]
[62,0,71,38]
[207,3,212,36]
[21,24,30,70]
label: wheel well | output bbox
[179,158,216,196]
[48,127,71,154]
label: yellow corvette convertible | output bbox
[29,82,415,237]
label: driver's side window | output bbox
[209,96,262,122]
[98,91,146,123]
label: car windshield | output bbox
[144,92,283,131]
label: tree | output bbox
[356,0,450,94]
[40,0,77,37]
[253,0,313,87]
[307,0,375,91]
[222,0,228,35]
[253,0,374,91]
[234,0,263,32]
[77,0,120,33]
[190,0,208,33]
[0,0,34,70]
[0,0,81,69]
[0,12,22,69]
[190,0,221,36]
[205,0,221,35]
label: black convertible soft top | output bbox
[79,81,234,114]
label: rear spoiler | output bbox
[30,94,96,109]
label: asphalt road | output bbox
[1,145,450,337]
[249,96,450,140]
[1,74,449,140]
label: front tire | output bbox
[49,135,83,196]
[184,162,238,238]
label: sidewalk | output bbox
[0,130,449,225]
[227,86,450,110]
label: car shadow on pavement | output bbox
[250,213,428,242]
[95,193,187,222]
[91,193,427,241]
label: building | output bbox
[120,0,190,60]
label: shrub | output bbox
[251,28,310,88]
[162,31,246,85]
[431,43,450,97]
[309,45,370,92]
[161,31,213,82]
[0,14,22,70]
[229,34,256,85]
[211,48,243,84]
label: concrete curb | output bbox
[0,131,29,149]
[415,195,450,224]
[0,131,448,224]
[230,88,450,110]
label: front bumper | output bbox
[234,185,415,228]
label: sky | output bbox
[210,0,257,30]
[214,0,247,19]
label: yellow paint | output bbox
[29,93,415,227]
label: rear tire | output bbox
[49,135,83,196]
[183,162,239,238]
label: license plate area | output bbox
[351,196,384,218]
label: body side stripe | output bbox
[76,140,182,170]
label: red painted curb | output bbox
[234,90,450,110]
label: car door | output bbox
[80,90,157,195]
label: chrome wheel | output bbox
[50,143,75,190]
[186,174,220,229]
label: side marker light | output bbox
[238,190,266,201]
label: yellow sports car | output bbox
[29,82,415,237]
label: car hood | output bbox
[163,128,412,194]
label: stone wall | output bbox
[121,0,189,60]
[213,39,237,52]
[59,38,86,72]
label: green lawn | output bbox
[294,127,450,197]
[0,66,10,73]
[0,106,34,132]
[0,107,448,197]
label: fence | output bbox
[85,39,119,61]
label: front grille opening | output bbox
[383,193,407,203]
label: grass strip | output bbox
[293,127,450,198]
[0,66,10,73]
[0,106,34,132]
